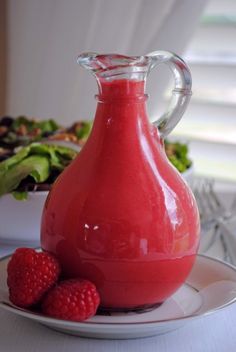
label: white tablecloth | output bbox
[0,297,235,352]
[1,183,236,351]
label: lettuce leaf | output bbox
[12,191,28,201]
[0,143,78,198]
[75,121,92,140]
[0,145,31,173]
[29,143,77,169]
[0,155,50,197]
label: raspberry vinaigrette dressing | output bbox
[41,52,200,310]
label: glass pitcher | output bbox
[41,51,200,311]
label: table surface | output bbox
[1,184,236,352]
[0,304,235,352]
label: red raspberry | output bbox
[7,248,60,308]
[42,279,100,321]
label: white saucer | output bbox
[1,254,236,339]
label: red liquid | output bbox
[41,79,200,309]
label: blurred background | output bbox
[1,0,236,182]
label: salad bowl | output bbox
[0,191,48,246]
[0,140,81,246]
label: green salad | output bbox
[0,115,92,161]
[0,143,77,200]
[164,140,192,173]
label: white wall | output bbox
[7,0,206,124]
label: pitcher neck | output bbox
[96,79,148,103]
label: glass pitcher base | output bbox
[97,302,163,314]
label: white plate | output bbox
[1,254,236,339]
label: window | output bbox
[171,0,236,182]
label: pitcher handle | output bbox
[146,51,192,139]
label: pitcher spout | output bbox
[77,52,151,81]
